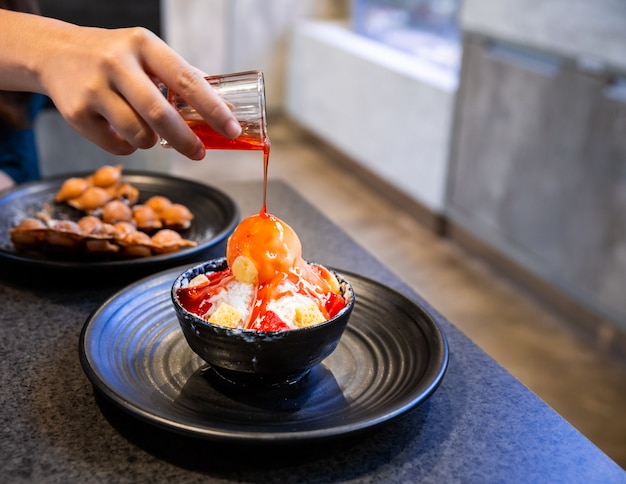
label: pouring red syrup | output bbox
[176,114,346,331]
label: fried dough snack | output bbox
[9,166,198,259]
[10,214,197,258]
[54,165,193,230]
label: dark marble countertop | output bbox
[1,179,624,483]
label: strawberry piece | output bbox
[325,292,346,318]
[250,310,290,332]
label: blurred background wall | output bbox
[162,0,349,113]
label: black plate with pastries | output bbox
[79,265,449,444]
[0,171,239,283]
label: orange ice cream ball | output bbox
[226,211,303,284]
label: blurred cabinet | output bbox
[447,36,626,329]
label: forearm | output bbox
[0,9,76,94]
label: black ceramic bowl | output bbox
[171,257,355,387]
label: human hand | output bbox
[0,11,241,160]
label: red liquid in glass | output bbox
[187,120,271,210]
[188,121,265,151]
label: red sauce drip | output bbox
[262,140,270,212]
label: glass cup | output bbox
[160,70,268,151]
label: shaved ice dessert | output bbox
[175,209,349,331]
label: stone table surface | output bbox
[1,179,624,483]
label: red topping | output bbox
[325,292,347,318]
[249,310,290,332]
[176,268,232,315]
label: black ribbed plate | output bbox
[0,172,238,277]
[79,265,448,443]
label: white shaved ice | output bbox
[204,280,254,321]
[267,293,320,329]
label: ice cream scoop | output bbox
[226,210,303,284]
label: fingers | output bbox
[97,88,160,150]
[165,69,242,139]
[61,87,157,156]
[42,26,241,160]
[112,66,206,158]
[136,33,242,139]
[70,114,137,156]
[95,29,233,158]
